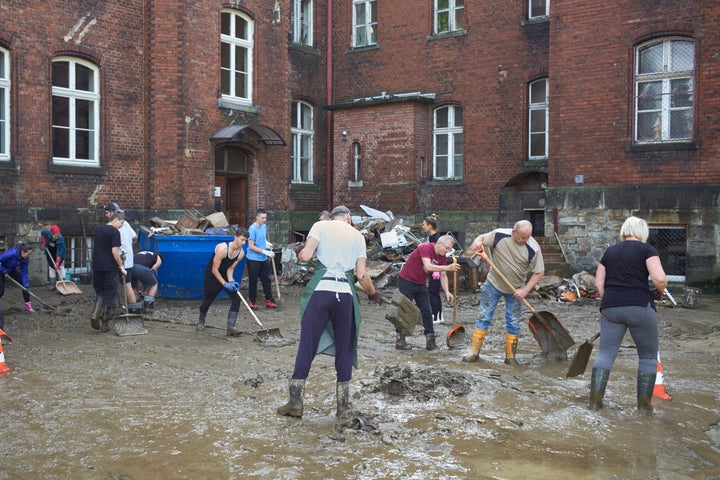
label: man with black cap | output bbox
[277,205,381,419]
[104,202,140,314]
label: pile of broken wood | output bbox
[142,209,234,237]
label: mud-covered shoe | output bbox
[266,300,278,309]
[248,300,258,309]
[24,302,35,314]
[227,326,242,336]
[91,316,101,330]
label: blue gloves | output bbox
[224,281,240,292]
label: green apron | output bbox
[300,262,362,368]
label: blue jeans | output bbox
[398,277,434,335]
[593,303,659,374]
[474,281,523,335]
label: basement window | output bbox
[648,226,686,282]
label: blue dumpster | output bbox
[138,230,247,299]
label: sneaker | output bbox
[248,300,258,309]
[265,300,278,309]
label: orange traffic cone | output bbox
[653,352,671,400]
[0,328,13,375]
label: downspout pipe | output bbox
[325,0,334,209]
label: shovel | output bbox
[236,291,283,340]
[270,255,282,307]
[4,274,56,311]
[45,249,83,295]
[566,332,600,378]
[446,254,466,348]
[475,245,575,359]
[355,284,420,336]
[113,275,148,336]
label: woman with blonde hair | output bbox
[590,216,667,412]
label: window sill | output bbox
[348,180,363,188]
[427,178,465,186]
[346,44,379,54]
[289,182,319,191]
[626,140,700,153]
[217,97,260,113]
[427,30,467,41]
[0,159,16,173]
[49,163,108,176]
[521,17,549,26]
[524,158,548,169]
[289,43,321,56]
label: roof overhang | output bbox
[210,124,286,146]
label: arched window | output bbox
[52,57,100,166]
[221,10,254,104]
[0,47,10,161]
[635,38,694,143]
[528,78,548,159]
[291,101,313,183]
[433,105,463,179]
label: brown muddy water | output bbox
[0,283,718,479]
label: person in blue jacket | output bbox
[41,225,67,290]
[0,243,36,327]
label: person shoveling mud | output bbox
[462,220,546,364]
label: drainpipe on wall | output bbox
[325,0,334,209]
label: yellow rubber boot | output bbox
[504,333,519,365]
[462,328,487,363]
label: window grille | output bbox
[648,226,686,282]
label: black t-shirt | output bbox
[599,240,659,311]
[135,251,159,269]
[92,224,121,272]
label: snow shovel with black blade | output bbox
[566,332,600,378]
[475,245,575,359]
[236,291,283,340]
[113,275,148,336]
[4,274,55,311]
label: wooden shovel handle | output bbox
[475,245,536,313]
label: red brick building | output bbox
[1,1,718,284]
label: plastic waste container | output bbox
[138,230,247,299]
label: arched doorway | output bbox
[214,147,249,227]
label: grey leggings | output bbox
[592,303,659,374]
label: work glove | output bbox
[432,271,440,280]
[263,249,275,258]
[55,256,62,270]
[224,282,239,292]
[119,266,127,277]
[265,242,274,250]
[367,291,382,304]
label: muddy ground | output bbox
[0,280,718,479]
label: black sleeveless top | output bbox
[204,242,241,277]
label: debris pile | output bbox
[142,209,236,237]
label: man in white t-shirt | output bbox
[277,206,380,419]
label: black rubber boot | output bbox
[91,296,104,331]
[277,379,305,418]
[395,332,411,350]
[589,367,610,410]
[128,302,143,315]
[336,381,350,417]
[425,333,437,351]
[143,301,154,314]
[101,308,112,333]
[637,371,656,413]
[226,310,242,336]
[196,311,206,331]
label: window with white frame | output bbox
[352,142,362,182]
[221,10,254,103]
[435,0,464,34]
[292,0,313,46]
[635,38,694,144]
[291,101,313,183]
[528,78,548,159]
[352,0,377,48]
[433,105,463,179]
[52,57,100,166]
[0,48,9,161]
[529,0,549,19]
